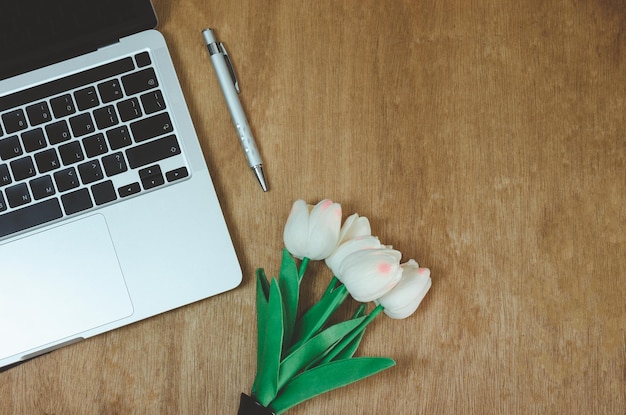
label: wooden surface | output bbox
[2,1,625,413]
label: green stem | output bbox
[288,284,349,354]
[322,276,340,298]
[298,257,310,281]
[351,303,367,319]
[320,304,384,364]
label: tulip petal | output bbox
[325,236,383,279]
[283,199,342,261]
[337,213,371,244]
[376,261,432,319]
[339,248,403,302]
[305,200,342,260]
[283,200,310,259]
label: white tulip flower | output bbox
[338,248,403,302]
[283,199,342,260]
[325,235,383,279]
[376,260,431,319]
[336,213,371,245]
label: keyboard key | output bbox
[92,180,117,205]
[0,58,135,113]
[0,192,6,212]
[61,188,93,215]
[98,79,123,103]
[139,165,164,190]
[93,105,119,129]
[53,167,80,192]
[130,112,173,143]
[58,141,85,165]
[117,98,142,122]
[118,182,141,198]
[74,86,100,111]
[69,113,95,137]
[166,167,189,182]
[82,133,108,158]
[45,120,72,144]
[135,52,152,68]
[50,94,76,118]
[0,164,11,186]
[102,152,128,176]
[5,183,31,208]
[0,135,23,160]
[78,160,104,184]
[140,90,166,114]
[10,156,36,181]
[21,128,47,152]
[0,198,63,238]
[126,134,181,169]
[34,148,61,173]
[1,109,28,134]
[106,126,132,150]
[122,68,158,96]
[25,102,52,126]
[30,175,56,200]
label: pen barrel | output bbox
[209,54,262,167]
[234,121,262,166]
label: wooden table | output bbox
[2,1,624,413]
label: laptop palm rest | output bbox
[0,214,133,360]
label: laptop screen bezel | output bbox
[0,0,158,81]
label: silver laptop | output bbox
[0,0,242,370]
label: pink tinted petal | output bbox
[311,200,342,233]
[340,248,402,302]
[377,262,432,319]
[306,200,341,259]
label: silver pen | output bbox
[202,28,268,191]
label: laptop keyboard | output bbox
[0,52,189,238]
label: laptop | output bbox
[0,0,242,370]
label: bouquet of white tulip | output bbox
[238,199,432,415]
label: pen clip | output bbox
[219,43,240,94]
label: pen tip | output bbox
[253,166,268,192]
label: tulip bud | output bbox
[283,199,342,260]
[375,260,431,319]
[338,248,403,302]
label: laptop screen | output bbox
[0,0,157,81]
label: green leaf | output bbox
[290,284,348,351]
[330,326,366,361]
[252,268,270,395]
[321,304,384,364]
[298,257,310,281]
[325,304,368,362]
[270,357,396,414]
[254,278,285,407]
[278,317,366,390]
[278,249,299,349]
[257,267,270,301]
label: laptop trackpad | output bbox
[0,214,133,360]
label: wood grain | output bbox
[1,1,624,414]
